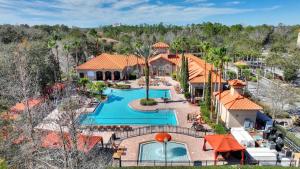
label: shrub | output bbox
[214,124,227,134]
[172,73,177,80]
[226,70,237,80]
[251,76,257,82]
[184,92,191,99]
[140,98,157,106]
[128,73,137,80]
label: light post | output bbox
[164,138,168,166]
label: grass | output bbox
[111,166,299,169]
[140,98,157,106]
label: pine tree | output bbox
[180,53,186,88]
[184,57,189,92]
[205,71,212,110]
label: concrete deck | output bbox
[119,133,215,166]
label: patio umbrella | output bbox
[155,132,172,166]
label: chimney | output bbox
[228,79,246,95]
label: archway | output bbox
[96,71,103,81]
[105,71,112,80]
[114,71,121,80]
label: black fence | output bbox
[115,125,209,140]
[114,159,297,167]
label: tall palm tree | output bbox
[135,42,156,100]
[210,47,227,124]
[199,42,210,100]
[48,33,61,81]
[63,43,71,81]
[72,39,81,66]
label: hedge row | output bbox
[200,102,228,134]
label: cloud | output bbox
[0,0,281,27]
[225,1,241,6]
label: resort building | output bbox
[76,53,144,81]
[214,79,262,128]
[76,42,225,99]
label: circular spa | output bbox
[139,141,190,162]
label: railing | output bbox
[114,159,297,167]
[115,126,209,140]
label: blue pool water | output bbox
[139,141,189,162]
[79,88,177,125]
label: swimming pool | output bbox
[79,88,177,126]
[139,141,190,162]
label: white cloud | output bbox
[0,0,281,27]
[226,1,241,6]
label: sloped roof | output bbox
[186,54,225,84]
[228,79,246,87]
[214,90,262,110]
[10,98,43,113]
[41,132,103,153]
[152,42,169,48]
[204,134,245,152]
[76,53,144,71]
[149,54,181,66]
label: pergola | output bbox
[203,134,245,165]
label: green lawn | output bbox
[114,166,297,169]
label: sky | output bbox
[0,0,299,27]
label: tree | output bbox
[88,82,107,99]
[88,29,100,53]
[184,57,189,93]
[72,39,81,66]
[78,77,91,94]
[63,43,71,80]
[135,41,156,100]
[47,33,61,81]
[210,47,227,124]
[180,53,186,89]
[199,42,210,100]
[205,71,212,109]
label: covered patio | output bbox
[203,134,245,165]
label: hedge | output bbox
[200,102,228,134]
[140,98,157,106]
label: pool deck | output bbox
[119,133,215,166]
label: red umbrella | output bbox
[155,132,172,142]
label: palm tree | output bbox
[135,42,156,100]
[199,42,210,100]
[211,47,227,124]
[72,39,81,66]
[88,82,107,100]
[48,33,61,81]
[63,43,71,80]
[78,77,90,93]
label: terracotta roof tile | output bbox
[76,53,144,71]
[214,90,262,110]
[228,79,246,87]
[10,98,43,113]
[149,54,181,66]
[152,42,169,48]
[186,54,225,84]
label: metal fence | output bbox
[114,159,298,167]
[115,125,209,140]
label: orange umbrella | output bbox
[155,132,172,142]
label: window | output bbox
[79,73,84,78]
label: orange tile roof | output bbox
[76,53,144,71]
[10,98,43,113]
[204,134,245,152]
[186,54,225,84]
[41,132,103,153]
[214,90,262,110]
[228,79,246,87]
[149,54,181,66]
[152,42,169,48]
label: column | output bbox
[111,71,114,81]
